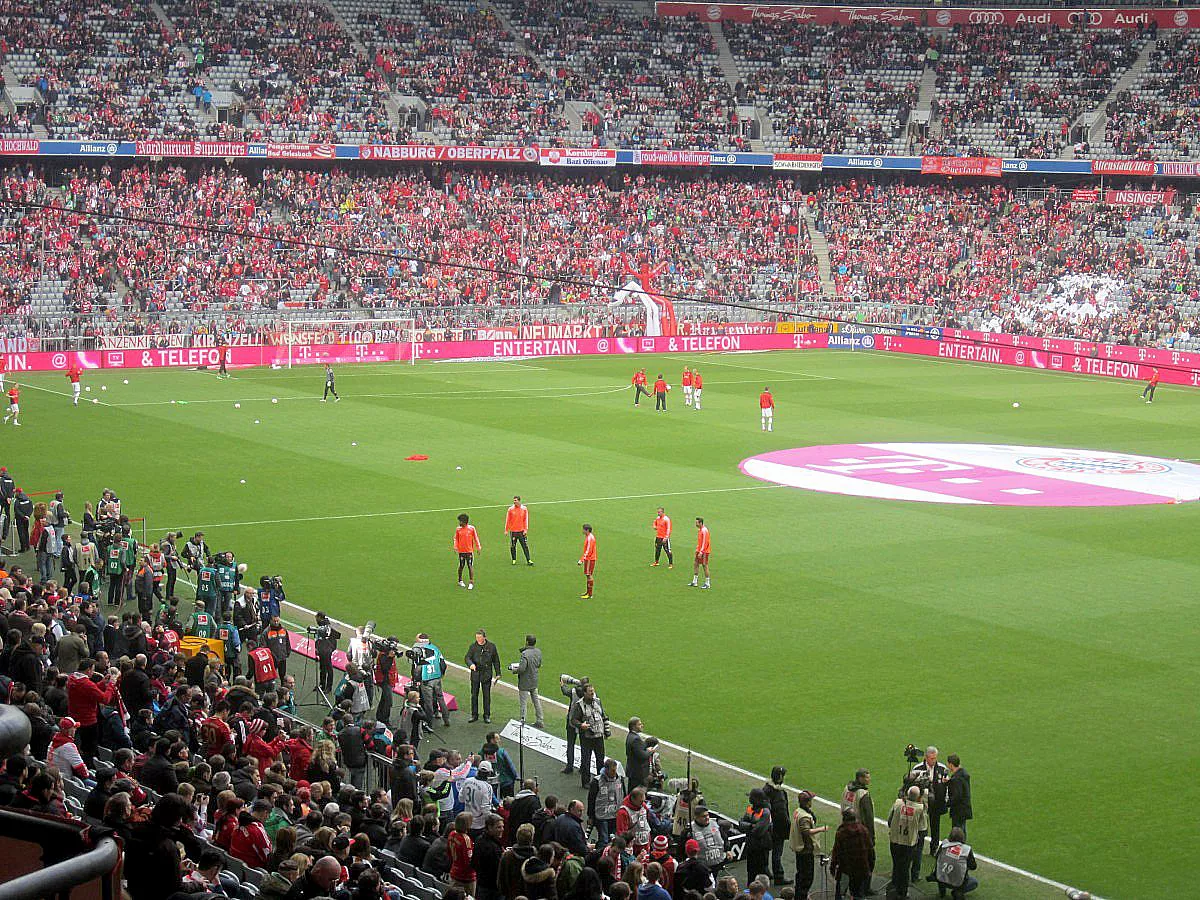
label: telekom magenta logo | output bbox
[739,443,1200,507]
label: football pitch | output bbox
[9,348,1199,898]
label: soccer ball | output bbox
[1012,402,1020,408]
[170,399,176,404]
[351,442,357,447]
[254,419,260,424]
[234,403,241,409]
[456,466,463,471]
[91,398,99,404]
[84,386,91,392]
[239,479,246,484]
[271,398,278,404]
[100,385,107,391]
[122,379,129,385]
[237,563,247,574]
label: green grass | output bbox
[9,349,1198,899]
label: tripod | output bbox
[297,632,335,711]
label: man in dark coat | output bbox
[472,812,506,900]
[625,716,654,788]
[764,766,791,885]
[125,794,190,900]
[829,809,874,899]
[946,754,973,838]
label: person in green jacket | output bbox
[196,561,220,618]
[188,600,217,639]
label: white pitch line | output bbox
[15,380,114,407]
[276,598,1101,899]
[164,484,783,532]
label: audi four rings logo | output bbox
[968,11,1005,25]
[1067,11,1104,25]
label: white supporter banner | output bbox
[498,719,626,775]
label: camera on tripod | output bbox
[904,743,922,765]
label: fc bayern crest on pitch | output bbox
[739,444,1200,506]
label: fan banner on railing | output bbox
[1104,188,1177,206]
[921,156,1003,178]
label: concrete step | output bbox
[1085,34,1156,149]
[148,1,177,38]
[801,208,836,299]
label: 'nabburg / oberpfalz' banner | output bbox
[654,4,1200,30]
[921,156,1002,178]
[358,145,538,163]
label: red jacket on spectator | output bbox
[228,818,271,868]
[285,737,313,782]
[66,672,116,727]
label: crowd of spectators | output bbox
[1104,31,1200,159]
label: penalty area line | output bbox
[165,483,784,532]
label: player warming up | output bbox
[1142,367,1159,404]
[67,364,82,406]
[322,364,340,402]
[692,369,703,410]
[631,368,649,407]
[3,385,19,426]
[760,386,774,432]
[688,517,711,589]
[454,513,481,590]
[578,524,597,599]
[654,374,669,411]
[505,495,533,566]
[682,367,693,406]
[217,340,230,378]
[651,507,673,568]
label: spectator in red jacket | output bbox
[228,799,273,869]
[286,726,314,783]
[66,658,117,764]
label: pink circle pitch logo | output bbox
[739,443,1200,507]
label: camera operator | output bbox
[909,746,949,865]
[568,683,609,788]
[465,629,502,724]
[255,576,285,634]
[560,675,590,775]
[508,634,544,729]
[625,716,658,789]
[183,531,208,573]
[410,633,450,728]
[373,637,400,725]
[348,627,374,706]
[310,612,340,694]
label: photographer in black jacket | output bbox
[311,612,340,694]
[560,674,590,775]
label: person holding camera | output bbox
[311,612,339,694]
[569,683,609,788]
[625,716,657,789]
[465,629,502,724]
[509,634,544,729]
[412,633,450,728]
[561,675,590,775]
[373,638,399,725]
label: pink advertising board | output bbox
[4,329,1197,386]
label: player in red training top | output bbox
[577,524,597,599]
[1142,367,1160,404]
[67,364,82,406]
[682,367,694,407]
[760,386,774,432]
[688,517,711,589]
[692,369,703,411]
[0,355,6,391]
[631,368,649,407]
[217,341,230,378]
[454,513,481,590]
[3,385,19,426]
[651,506,673,568]
[653,374,669,411]
[505,495,533,566]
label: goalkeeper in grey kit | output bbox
[322,365,340,402]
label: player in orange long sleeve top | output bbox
[454,513,481,590]
[577,524,597,599]
[1142,367,1160,403]
[653,374,669,412]
[3,385,19,426]
[682,367,694,407]
[760,386,774,432]
[632,368,649,407]
[688,517,711,589]
[67,364,82,406]
[651,506,673,568]
[505,495,533,566]
[692,369,703,411]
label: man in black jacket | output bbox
[625,716,655,788]
[141,738,180,795]
[764,766,792,885]
[472,812,506,900]
[390,743,419,806]
[465,629,501,724]
[946,755,972,838]
[338,719,368,790]
[12,487,32,552]
[551,799,590,857]
[0,466,14,540]
[119,654,154,714]
[8,633,45,695]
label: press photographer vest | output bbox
[691,820,725,867]
[936,841,972,887]
[215,560,237,591]
[417,644,444,682]
[888,799,925,847]
[624,803,650,846]
[196,567,219,600]
[593,775,623,820]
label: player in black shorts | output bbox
[322,364,340,402]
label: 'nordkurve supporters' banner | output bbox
[1091,159,1158,175]
[539,147,618,167]
[654,4,1200,30]
[921,156,1002,178]
[358,144,538,162]
[772,152,823,171]
[134,141,250,157]
[1105,188,1177,206]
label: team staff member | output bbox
[651,507,673,568]
[692,370,703,410]
[3,384,19,426]
[1142,367,1159,403]
[688,518,711,589]
[910,747,949,865]
[505,496,533,566]
[682,367,694,406]
[632,368,649,406]
[67,364,82,406]
[454,514,481,590]
[578,524,597,599]
[654,374,669,411]
[760,387,774,432]
[465,629,501,724]
[322,364,340,402]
